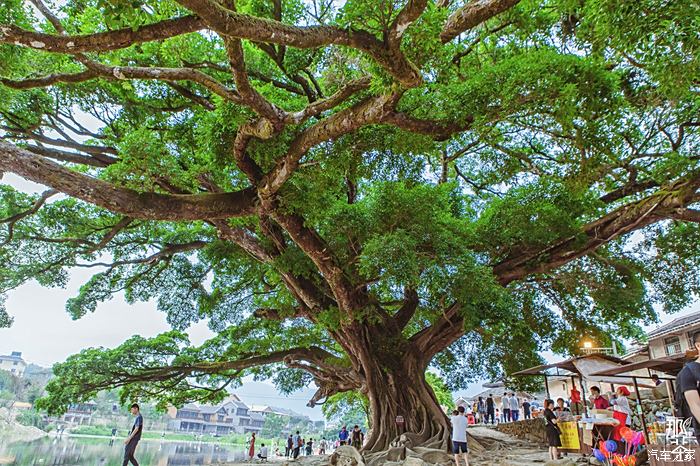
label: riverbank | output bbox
[0,407,47,444]
[65,432,253,447]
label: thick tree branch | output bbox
[440,0,521,43]
[0,70,98,89]
[268,210,364,313]
[394,288,420,330]
[24,145,118,167]
[286,76,372,124]
[410,302,463,363]
[174,0,422,87]
[260,94,395,198]
[382,112,473,141]
[494,172,700,284]
[81,61,243,104]
[0,16,206,53]
[0,141,259,221]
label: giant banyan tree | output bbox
[0,0,698,452]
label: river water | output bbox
[0,436,250,465]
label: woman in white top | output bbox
[611,386,632,426]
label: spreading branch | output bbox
[0,141,259,221]
[174,0,422,87]
[440,0,521,43]
[0,16,206,53]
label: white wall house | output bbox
[646,312,700,359]
[167,396,265,435]
[0,351,27,377]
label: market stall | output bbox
[591,355,683,446]
[512,354,655,458]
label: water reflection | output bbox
[0,436,248,465]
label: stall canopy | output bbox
[590,355,685,378]
[511,354,656,387]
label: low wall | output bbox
[495,419,547,446]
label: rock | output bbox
[420,450,452,464]
[544,459,576,466]
[330,446,365,466]
[403,457,428,466]
[386,446,407,462]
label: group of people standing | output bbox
[468,393,533,424]
[543,385,635,461]
[281,425,364,459]
[284,432,324,458]
[337,425,365,449]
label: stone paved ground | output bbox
[215,427,587,466]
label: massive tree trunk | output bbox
[340,323,452,453]
[362,361,451,452]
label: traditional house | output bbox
[646,311,700,359]
[61,402,97,425]
[167,396,265,435]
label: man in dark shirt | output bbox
[486,395,495,424]
[123,403,143,466]
[680,331,700,438]
[522,398,531,420]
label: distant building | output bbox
[249,404,309,420]
[646,311,700,359]
[0,351,27,377]
[61,402,97,425]
[168,396,265,435]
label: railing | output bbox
[580,347,616,356]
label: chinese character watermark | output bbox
[666,417,695,446]
[649,446,696,462]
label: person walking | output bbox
[248,432,256,461]
[522,398,531,420]
[501,393,511,423]
[450,406,469,466]
[351,425,364,449]
[509,393,520,422]
[319,437,327,455]
[286,434,293,458]
[122,403,143,466]
[306,438,314,456]
[292,431,301,459]
[338,425,349,445]
[544,400,561,461]
[486,395,495,424]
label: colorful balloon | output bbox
[619,427,633,441]
[605,440,618,453]
[593,448,606,462]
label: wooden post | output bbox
[668,379,677,417]
[579,376,589,417]
[632,376,650,445]
[544,375,551,400]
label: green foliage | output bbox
[425,372,454,409]
[1,0,699,423]
[15,408,48,430]
[322,391,369,429]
